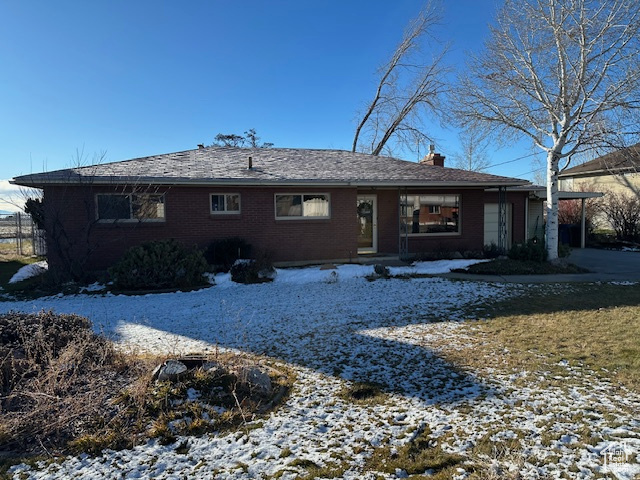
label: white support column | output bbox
[580,198,586,249]
[498,187,507,253]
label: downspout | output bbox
[525,195,529,241]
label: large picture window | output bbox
[210,193,240,214]
[96,193,165,221]
[275,194,330,219]
[400,194,460,234]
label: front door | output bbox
[357,195,377,254]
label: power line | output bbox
[485,150,541,169]
[515,166,545,177]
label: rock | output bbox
[373,264,390,276]
[451,251,464,259]
[202,360,227,375]
[235,366,272,396]
[154,359,188,382]
[319,264,337,270]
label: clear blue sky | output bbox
[0,0,545,209]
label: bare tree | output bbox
[211,129,273,148]
[352,0,449,157]
[598,189,640,241]
[212,133,245,147]
[244,129,273,148]
[454,0,640,260]
[20,150,167,281]
[450,129,491,172]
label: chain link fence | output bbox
[0,213,46,256]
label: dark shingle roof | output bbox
[12,147,528,188]
[560,143,640,177]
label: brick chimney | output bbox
[420,144,445,167]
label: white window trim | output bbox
[95,193,166,223]
[274,193,331,220]
[210,193,241,215]
[401,194,462,236]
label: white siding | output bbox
[484,203,512,247]
[528,200,544,241]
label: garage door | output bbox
[484,203,512,247]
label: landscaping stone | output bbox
[153,359,188,382]
[202,360,227,375]
[234,366,272,396]
[373,264,390,277]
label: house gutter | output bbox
[11,177,530,189]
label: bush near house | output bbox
[230,254,276,284]
[204,237,252,273]
[109,239,208,291]
[508,239,548,262]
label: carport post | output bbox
[580,198,586,249]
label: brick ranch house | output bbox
[11,146,533,275]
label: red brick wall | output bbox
[42,184,523,274]
[43,185,358,272]
[357,188,488,255]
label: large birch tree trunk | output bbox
[453,0,640,263]
[546,151,560,261]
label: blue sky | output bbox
[0,0,545,210]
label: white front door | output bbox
[357,195,377,254]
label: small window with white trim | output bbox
[275,194,330,219]
[210,193,241,214]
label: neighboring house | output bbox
[11,146,532,275]
[559,143,640,195]
[559,144,640,230]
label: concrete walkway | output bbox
[441,248,640,283]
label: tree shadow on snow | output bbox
[104,283,498,406]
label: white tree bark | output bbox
[546,151,560,260]
[454,0,640,261]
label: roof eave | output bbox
[559,167,638,178]
[12,176,529,189]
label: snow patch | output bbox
[8,261,47,284]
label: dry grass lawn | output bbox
[457,283,640,391]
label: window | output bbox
[210,193,240,214]
[96,193,165,221]
[400,194,460,234]
[275,194,330,219]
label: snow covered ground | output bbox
[1,261,639,479]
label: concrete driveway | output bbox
[568,248,640,281]
[442,247,640,283]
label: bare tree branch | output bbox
[453,0,640,260]
[450,128,491,172]
[353,0,449,156]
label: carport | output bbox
[525,187,603,249]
